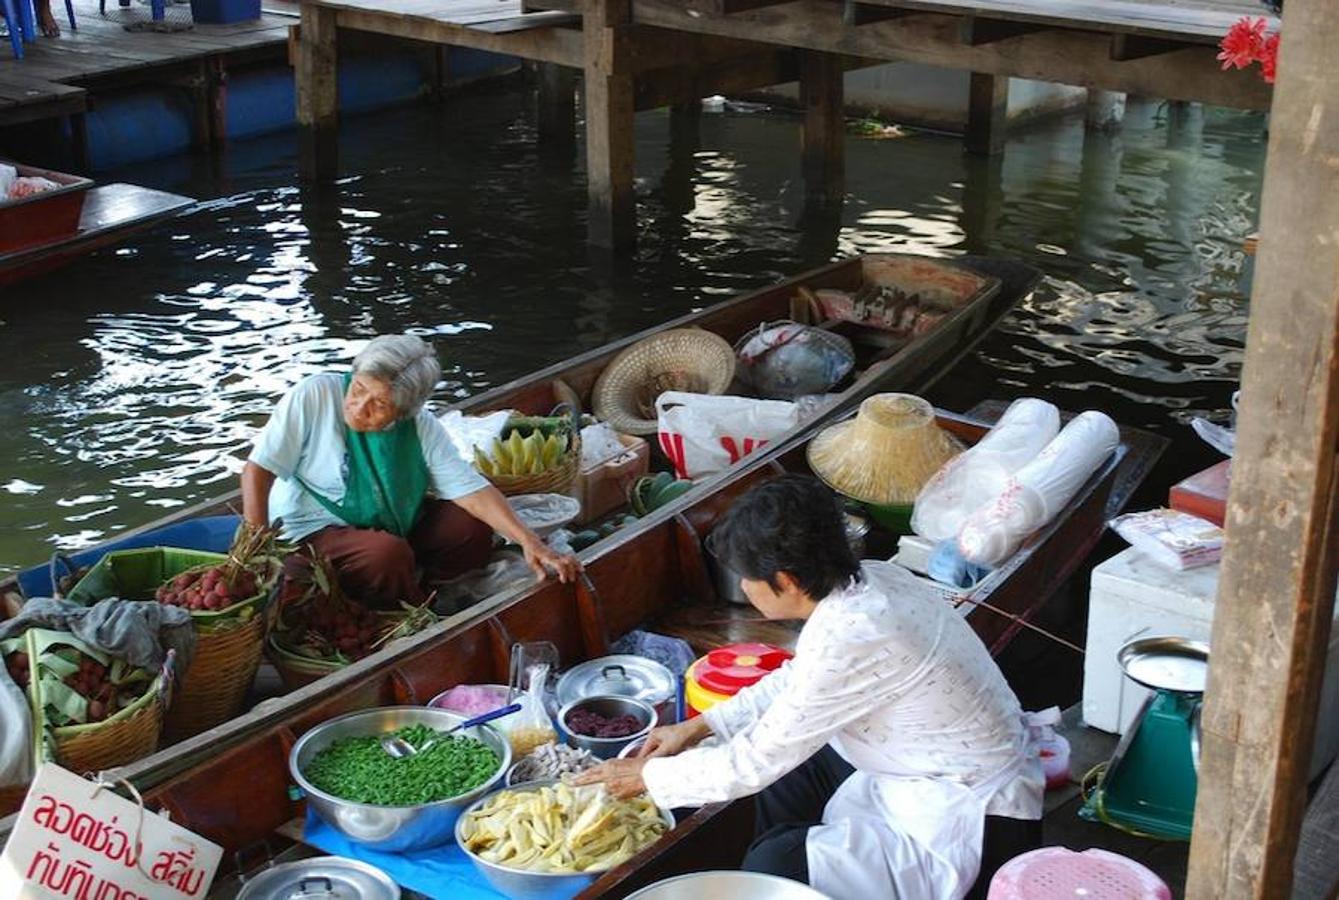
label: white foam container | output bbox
[1084,547,1339,780]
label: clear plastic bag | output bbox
[957,410,1120,567]
[508,642,559,757]
[912,398,1060,542]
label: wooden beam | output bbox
[965,71,1008,155]
[681,0,789,15]
[1109,33,1187,61]
[295,3,338,183]
[332,6,584,68]
[630,0,1272,111]
[1185,0,1339,895]
[959,14,1045,46]
[799,49,844,211]
[584,0,637,249]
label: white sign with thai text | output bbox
[0,763,222,899]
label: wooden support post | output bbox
[207,58,228,148]
[296,4,338,183]
[1185,0,1339,895]
[536,62,577,152]
[583,0,637,250]
[1085,88,1125,131]
[965,71,1008,156]
[798,49,844,212]
[670,98,702,149]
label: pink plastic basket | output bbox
[988,847,1172,900]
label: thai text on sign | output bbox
[0,763,222,899]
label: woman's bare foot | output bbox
[38,1,61,37]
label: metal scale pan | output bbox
[1117,636,1210,695]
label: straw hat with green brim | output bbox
[807,393,963,506]
[592,328,736,435]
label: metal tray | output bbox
[1117,635,1210,693]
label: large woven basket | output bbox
[163,614,265,743]
[55,677,164,774]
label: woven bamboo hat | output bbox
[807,393,963,505]
[593,328,736,435]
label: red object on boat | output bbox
[0,163,93,255]
[1169,460,1230,527]
[684,642,793,718]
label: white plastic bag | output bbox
[656,391,799,480]
[958,410,1120,566]
[438,409,513,465]
[0,664,32,788]
[911,398,1060,542]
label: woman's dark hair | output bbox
[714,474,860,600]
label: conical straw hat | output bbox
[807,393,963,505]
[593,328,736,435]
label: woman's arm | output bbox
[451,485,581,583]
[241,461,277,528]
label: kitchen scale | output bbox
[1081,636,1209,840]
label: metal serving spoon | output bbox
[380,703,522,759]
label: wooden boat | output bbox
[0,182,194,287]
[0,397,1167,897]
[3,252,1036,606]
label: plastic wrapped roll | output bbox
[958,411,1119,566]
[911,398,1060,541]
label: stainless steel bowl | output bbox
[558,695,656,760]
[289,705,512,853]
[617,736,648,759]
[456,778,676,900]
[625,871,829,899]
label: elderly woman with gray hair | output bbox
[241,335,580,608]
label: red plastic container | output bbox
[684,643,793,718]
[0,163,92,255]
[1169,460,1230,527]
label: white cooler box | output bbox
[1084,546,1339,781]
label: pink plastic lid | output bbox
[988,848,1172,900]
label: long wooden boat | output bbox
[0,183,195,287]
[0,398,1167,898]
[3,252,1036,607]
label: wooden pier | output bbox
[0,0,291,130]
[293,0,1275,249]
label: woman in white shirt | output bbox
[576,475,1042,899]
[242,335,579,608]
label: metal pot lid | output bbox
[237,856,400,900]
[557,654,677,706]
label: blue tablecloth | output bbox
[303,809,508,900]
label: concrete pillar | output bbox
[1085,89,1126,131]
[965,72,1009,156]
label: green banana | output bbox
[491,437,512,473]
[473,446,495,477]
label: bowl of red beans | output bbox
[558,695,656,759]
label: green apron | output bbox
[297,373,430,537]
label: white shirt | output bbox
[248,373,488,541]
[642,561,1043,899]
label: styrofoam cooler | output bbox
[1084,547,1339,780]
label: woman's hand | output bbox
[521,537,581,584]
[572,757,648,800]
[637,718,712,759]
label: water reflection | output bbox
[0,90,1263,573]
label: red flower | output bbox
[1259,32,1280,83]
[1218,16,1269,70]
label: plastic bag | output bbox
[580,422,630,469]
[912,398,1060,542]
[1109,508,1224,570]
[437,409,513,465]
[510,659,558,757]
[656,391,799,480]
[958,410,1120,567]
[0,644,32,788]
[735,322,854,400]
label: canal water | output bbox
[0,85,1263,576]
